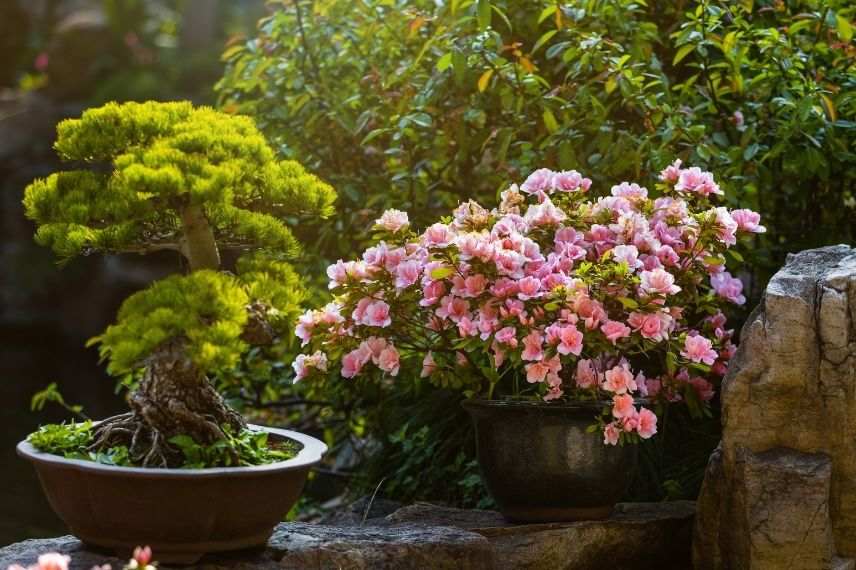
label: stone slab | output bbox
[0,501,694,570]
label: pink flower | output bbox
[422,223,454,247]
[603,423,620,445]
[462,274,487,297]
[375,209,410,232]
[363,336,388,361]
[543,386,564,401]
[525,361,550,383]
[655,244,680,267]
[326,260,349,288]
[712,207,738,246]
[457,316,479,337]
[36,553,71,570]
[689,377,715,401]
[292,351,328,382]
[639,268,681,296]
[362,300,392,327]
[421,351,437,377]
[706,310,728,330]
[494,326,518,347]
[436,295,469,322]
[523,197,567,226]
[622,409,640,432]
[731,209,766,233]
[627,311,672,342]
[516,276,542,300]
[341,345,372,378]
[421,280,446,306]
[575,359,599,389]
[574,296,607,329]
[521,330,544,361]
[394,260,422,289]
[295,312,316,346]
[383,247,407,271]
[457,233,495,262]
[377,345,401,376]
[494,249,526,278]
[675,167,722,196]
[611,244,642,270]
[133,546,153,566]
[526,356,562,384]
[552,170,591,193]
[659,159,683,182]
[520,168,554,196]
[681,335,718,365]
[601,320,631,344]
[546,323,584,356]
[710,271,746,305]
[490,277,518,298]
[637,407,658,439]
[603,364,637,394]
[610,182,647,200]
[612,394,636,419]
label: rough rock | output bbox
[0,523,492,570]
[386,502,508,529]
[0,502,694,570]
[694,245,856,569]
[481,502,695,570]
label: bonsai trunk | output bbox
[179,203,220,271]
[92,338,245,467]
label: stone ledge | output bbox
[0,502,694,570]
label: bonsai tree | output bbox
[24,100,335,467]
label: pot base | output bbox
[501,505,614,524]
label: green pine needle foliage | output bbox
[24,100,336,261]
[90,271,250,377]
[236,251,306,332]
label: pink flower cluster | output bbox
[7,546,155,570]
[295,162,762,445]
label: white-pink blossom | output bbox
[710,271,746,305]
[376,209,410,232]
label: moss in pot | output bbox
[293,164,762,521]
[17,100,335,562]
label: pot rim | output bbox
[462,397,648,412]
[16,423,326,478]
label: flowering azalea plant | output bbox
[294,162,763,445]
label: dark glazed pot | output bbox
[17,424,326,564]
[463,399,636,523]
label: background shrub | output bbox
[216,0,855,506]
[218,0,855,287]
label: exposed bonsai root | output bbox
[89,412,137,450]
[142,429,170,468]
[89,339,247,468]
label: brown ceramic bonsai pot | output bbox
[17,424,326,564]
[463,399,637,523]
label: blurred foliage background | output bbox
[1,0,854,543]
